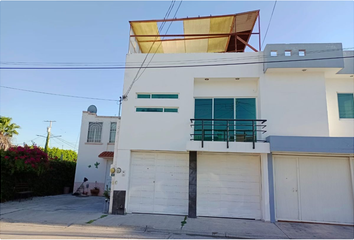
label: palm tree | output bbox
[0,116,20,150]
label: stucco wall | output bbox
[73,112,120,195]
[325,78,354,137]
[259,72,330,137]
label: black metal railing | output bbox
[190,119,267,149]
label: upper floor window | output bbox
[299,50,306,56]
[338,93,354,119]
[285,50,292,56]
[109,122,117,143]
[87,122,103,143]
[137,93,179,99]
[270,51,277,57]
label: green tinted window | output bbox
[136,108,163,112]
[164,108,178,112]
[214,98,234,141]
[236,98,256,142]
[152,94,178,99]
[137,94,151,99]
[338,94,354,118]
[194,99,212,141]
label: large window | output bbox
[109,122,117,143]
[194,98,256,142]
[338,93,354,119]
[87,122,103,143]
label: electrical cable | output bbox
[124,0,177,98]
[1,47,352,67]
[124,0,183,97]
[0,86,120,102]
[1,55,352,70]
[262,0,277,47]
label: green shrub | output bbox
[0,146,76,202]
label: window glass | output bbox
[194,99,212,141]
[270,51,277,57]
[299,50,306,56]
[109,122,117,143]
[338,93,354,118]
[152,94,178,99]
[164,108,178,112]
[285,50,292,56]
[136,108,163,112]
[137,94,151,99]
[236,98,256,142]
[87,122,103,143]
[214,98,234,141]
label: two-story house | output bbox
[110,10,354,225]
[73,105,120,196]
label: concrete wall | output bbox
[259,72,330,137]
[263,43,344,72]
[73,111,120,195]
[325,77,354,137]
[337,51,354,74]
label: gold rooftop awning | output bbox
[129,10,260,54]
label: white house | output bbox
[73,105,120,196]
[110,11,354,225]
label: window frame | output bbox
[109,122,117,143]
[337,93,354,119]
[298,49,306,57]
[270,50,277,57]
[194,97,258,141]
[87,122,103,143]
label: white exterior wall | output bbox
[325,78,354,137]
[74,111,120,195]
[259,72,330,137]
[112,51,352,219]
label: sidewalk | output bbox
[1,195,353,239]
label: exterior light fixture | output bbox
[302,69,307,72]
[205,78,209,81]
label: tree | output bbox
[0,117,20,150]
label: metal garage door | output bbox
[274,155,354,224]
[197,153,262,219]
[128,152,189,215]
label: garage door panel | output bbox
[274,155,354,224]
[197,154,261,219]
[129,152,188,215]
[299,157,354,224]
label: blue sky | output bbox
[1,1,353,151]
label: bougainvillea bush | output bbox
[2,146,50,175]
[1,145,76,202]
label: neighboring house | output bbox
[110,10,354,225]
[73,105,120,196]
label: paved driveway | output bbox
[1,195,353,239]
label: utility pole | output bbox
[44,120,55,153]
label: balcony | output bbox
[188,119,269,153]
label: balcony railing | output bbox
[190,119,267,149]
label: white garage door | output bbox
[198,153,261,219]
[128,152,189,215]
[274,155,354,224]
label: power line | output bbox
[124,0,177,98]
[262,0,277,48]
[3,46,351,67]
[1,55,352,70]
[124,0,183,97]
[0,86,119,102]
